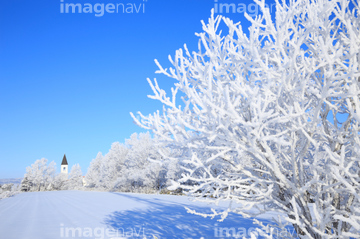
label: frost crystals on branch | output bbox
[131,0,360,237]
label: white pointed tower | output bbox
[61,154,68,174]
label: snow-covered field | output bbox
[0,191,286,239]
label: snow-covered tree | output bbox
[51,173,68,191]
[20,177,31,192]
[86,143,129,190]
[85,132,178,193]
[22,158,56,192]
[61,164,83,190]
[85,152,104,188]
[131,0,360,237]
[121,132,165,192]
[99,142,128,190]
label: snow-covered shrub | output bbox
[131,0,360,237]
[0,184,21,200]
[1,183,13,191]
[0,191,19,200]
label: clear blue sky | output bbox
[0,0,274,178]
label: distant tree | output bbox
[99,142,128,190]
[65,164,83,190]
[86,143,129,190]
[22,158,56,192]
[85,152,104,188]
[51,173,67,191]
[20,177,31,192]
[85,132,179,193]
[131,0,360,237]
[122,133,163,192]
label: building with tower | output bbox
[61,154,68,174]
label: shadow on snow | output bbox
[103,193,272,238]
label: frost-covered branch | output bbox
[132,0,360,237]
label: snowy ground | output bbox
[0,191,292,239]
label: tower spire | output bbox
[61,154,68,165]
[61,154,68,174]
